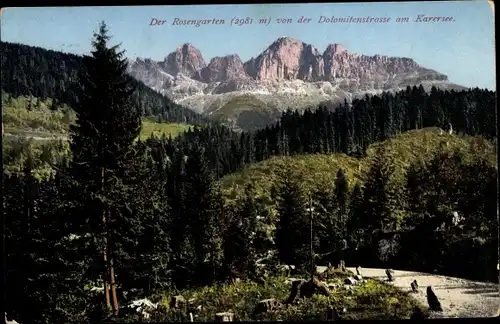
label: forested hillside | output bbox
[2,94,196,178]
[3,23,497,324]
[0,41,207,125]
[157,84,496,179]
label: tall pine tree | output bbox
[184,146,225,286]
[68,21,141,316]
[275,170,309,271]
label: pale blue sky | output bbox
[1,1,495,90]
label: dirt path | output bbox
[317,266,499,318]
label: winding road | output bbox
[316,266,499,318]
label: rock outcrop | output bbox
[197,54,249,83]
[161,43,206,77]
[128,36,450,89]
[126,36,464,130]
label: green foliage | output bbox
[110,142,173,297]
[2,94,193,178]
[149,277,424,322]
[2,92,74,135]
[4,168,89,324]
[362,145,406,234]
[2,136,71,180]
[222,184,259,280]
[140,119,194,140]
[275,170,310,271]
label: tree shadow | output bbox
[434,282,498,291]
[461,287,499,296]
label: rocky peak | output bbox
[250,37,323,81]
[198,54,248,83]
[324,43,347,56]
[161,43,206,77]
[243,57,258,79]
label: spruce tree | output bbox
[109,142,172,296]
[362,146,402,235]
[68,21,141,316]
[184,146,224,286]
[275,170,309,271]
[223,184,259,280]
[312,185,336,261]
[346,182,365,249]
[334,168,349,232]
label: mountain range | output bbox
[127,36,466,131]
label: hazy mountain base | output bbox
[175,80,465,131]
[130,61,466,131]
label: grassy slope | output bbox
[1,94,194,140]
[2,94,194,179]
[140,119,193,140]
[205,94,280,131]
[220,127,497,206]
[148,274,425,322]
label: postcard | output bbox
[1,2,497,323]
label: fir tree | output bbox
[362,146,403,235]
[346,182,365,249]
[334,168,349,232]
[223,184,259,280]
[184,146,224,286]
[68,21,141,316]
[275,170,309,271]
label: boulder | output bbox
[215,312,234,322]
[426,286,443,312]
[286,279,307,304]
[300,277,331,298]
[344,277,357,285]
[411,280,419,293]
[169,295,187,310]
[253,298,283,317]
[385,269,394,281]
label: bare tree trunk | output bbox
[101,166,119,315]
[102,218,111,309]
[309,195,314,281]
[109,244,119,315]
[101,167,111,310]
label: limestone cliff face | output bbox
[127,36,455,118]
[160,43,206,77]
[247,37,324,81]
[243,37,447,82]
[129,36,448,84]
[198,54,249,83]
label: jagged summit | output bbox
[127,36,460,127]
